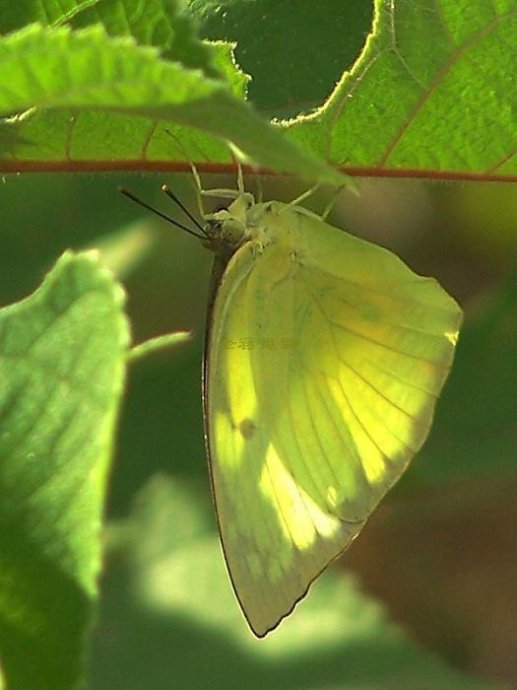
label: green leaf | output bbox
[69,0,224,78]
[288,0,516,177]
[0,0,91,31]
[0,24,338,182]
[0,252,129,690]
[87,477,507,690]
[0,0,247,94]
[1,1,512,180]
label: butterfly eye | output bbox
[222,218,245,246]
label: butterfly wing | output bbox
[204,201,462,637]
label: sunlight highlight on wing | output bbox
[445,330,460,345]
[325,376,387,484]
[260,443,342,551]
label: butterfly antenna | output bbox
[161,185,208,237]
[118,186,206,240]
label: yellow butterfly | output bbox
[123,175,462,637]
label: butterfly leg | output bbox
[320,185,347,221]
[280,184,347,221]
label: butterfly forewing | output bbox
[204,200,462,636]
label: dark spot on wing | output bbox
[239,418,257,439]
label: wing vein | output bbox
[327,315,441,363]
[364,357,439,396]
[338,354,419,422]
[284,366,332,511]
[306,265,457,316]
[335,376,391,463]
[301,372,345,502]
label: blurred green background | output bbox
[0,172,515,689]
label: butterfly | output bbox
[122,176,462,637]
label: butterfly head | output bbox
[203,192,256,259]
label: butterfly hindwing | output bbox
[204,200,462,636]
